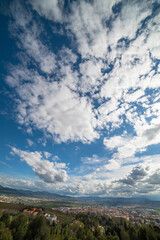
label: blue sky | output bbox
[0,0,160,198]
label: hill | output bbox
[0,185,74,200]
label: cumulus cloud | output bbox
[148,170,160,185]
[11,147,68,183]
[143,124,160,141]
[21,80,98,143]
[119,166,148,186]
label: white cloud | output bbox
[81,155,106,165]
[21,31,56,74]
[79,59,103,93]
[59,47,78,65]
[123,89,145,103]
[104,123,160,159]
[148,170,160,185]
[27,139,34,147]
[10,0,32,29]
[44,151,52,159]
[103,159,120,171]
[68,0,113,58]
[104,135,128,150]
[108,1,151,46]
[18,78,99,142]
[52,155,60,161]
[0,175,38,190]
[8,1,57,75]
[11,147,68,183]
[29,0,63,22]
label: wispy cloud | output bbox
[0,161,12,169]
[27,139,34,147]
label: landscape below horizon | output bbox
[0,0,160,199]
[1,184,160,209]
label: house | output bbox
[46,215,57,225]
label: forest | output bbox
[0,211,160,240]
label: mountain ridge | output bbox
[0,185,74,200]
[0,185,160,207]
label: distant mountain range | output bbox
[0,185,160,208]
[0,185,74,200]
[79,196,160,207]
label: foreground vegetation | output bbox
[0,210,160,240]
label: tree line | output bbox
[0,211,160,240]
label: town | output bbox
[1,195,160,239]
[0,193,160,227]
[52,206,160,227]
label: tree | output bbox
[120,227,130,240]
[128,226,138,240]
[68,237,78,240]
[76,227,85,239]
[0,221,13,240]
[95,226,102,238]
[26,215,51,240]
[0,222,5,229]
[10,214,28,240]
[146,226,157,240]
[107,234,120,240]
[84,230,96,240]
[138,226,149,240]
[0,213,11,227]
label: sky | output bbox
[0,0,160,198]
